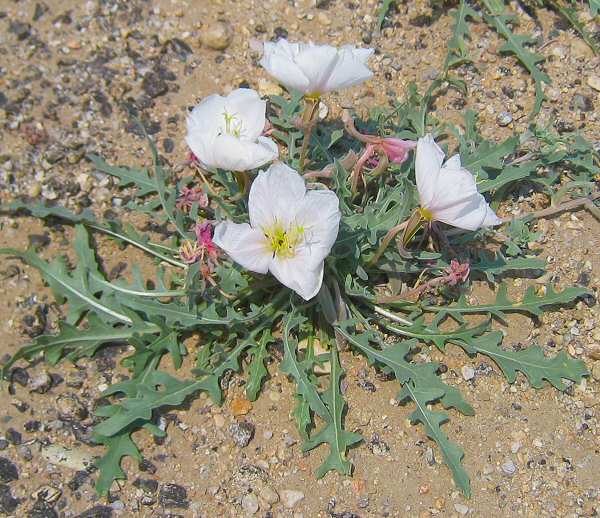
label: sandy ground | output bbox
[0,0,599,517]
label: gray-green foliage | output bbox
[1,18,596,497]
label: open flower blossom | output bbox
[213,162,341,300]
[416,134,502,231]
[185,88,278,172]
[260,39,374,97]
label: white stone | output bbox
[280,489,305,509]
[241,493,259,514]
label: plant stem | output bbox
[372,305,414,326]
[298,97,320,172]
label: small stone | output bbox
[280,489,304,509]
[17,445,32,461]
[257,78,283,97]
[74,505,113,518]
[317,12,331,25]
[0,457,18,482]
[501,460,517,475]
[159,483,189,508]
[133,478,158,494]
[496,111,513,127]
[41,444,95,471]
[110,501,125,511]
[241,493,259,514]
[201,21,233,50]
[138,459,157,474]
[27,499,58,518]
[258,485,279,505]
[33,485,61,505]
[571,93,593,112]
[454,503,469,515]
[213,414,225,428]
[10,367,29,387]
[30,371,52,393]
[587,75,600,92]
[262,430,273,440]
[56,393,88,421]
[424,447,436,466]
[142,71,168,99]
[229,421,255,448]
[591,361,600,382]
[0,483,19,513]
[0,441,7,451]
[230,397,252,416]
[357,379,376,392]
[368,433,390,457]
[510,441,522,453]
[461,366,475,381]
[6,428,21,445]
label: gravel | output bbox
[158,483,189,508]
[0,457,19,483]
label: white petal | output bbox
[322,46,374,92]
[210,135,278,171]
[293,44,340,94]
[415,134,445,208]
[293,189,341,270]
[224,88,266,140]
[270,252,324,301]
[248,162,306,230]
[431,162,501,231]
[260,41,310,93]
[185,95,227,167]
[213,221,271,274]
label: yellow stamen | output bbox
[418,207,434,222]
[264,224,304,258]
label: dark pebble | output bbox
[273,27,288,40]
[158,483,189,508]
[0,440,8,451]
[0,483,19,513]
[12,400,30,413]
[138,458,157,474]
[28,233,51,249]
[571,93,593,112]
[70,422,94,445]
[357,379,376,393]
[0,457,19,483]
[28,499,58,518]
[17,445,32,461]
[56,393,88,421]
[410,14,432,27]
[75,505,113,518]
[33,3,48,22]
[228,421,255,448]
[67,470,91,492]
[133,478,158,494]
[331,513,362,518]
[9,21,32,40]
[6,428,22,446]
[142,71,168,98]
[11,367,29,387]
[162,138,174,153]
[254,23,266,34]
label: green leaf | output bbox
[477,162,538,194]
[93,427,142,495]
[1,200,97,224]
[455,331,589,390]
[481,1,551,115]
[424,283,590,320]
[376,0,395,33]
[551,2,598,55]
[398,383,471,498]
[461,135,519,180]
[590,0,600,16]
[443,0,479,74]
[245,331,273,401]
[470,252,546,282]
[1,226,131,325]
[88,154,157,197]
[302,343,362,478]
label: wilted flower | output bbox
[213,162,341,300]
[178,221,219,277]
[176,185,209,212]
[416,134,502,231]
[185,88,278,172]
[445,259,470,285]
[260,39,373,97]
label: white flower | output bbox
[185,88,278,171]
[213,162,341,300]
[416,134,502,231]
[260,39,374,96]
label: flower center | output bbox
[418,207,434,222]
[264,223,304,259]
[221,111,245,138]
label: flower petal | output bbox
[415,134,445,208]
[323,46,374,92]
[213,221,271,274]
[260,40,310,93]
[224,88,266,140]
[270,252,324,301]
[292,44,340,94]
[210,135,278,171]
[431,158,502,230]
[293,189,341,270]
[248,162,306,230]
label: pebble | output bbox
[592,361,600,381]
[501,460,517,475]
[317,12,331,25]
[510,441,522,453]
[0,483,19,513]
[280,489,305,509]
[571,93,593,112]
[56,393,88,421]
[258,485,279,505]
[0,457,19,483]
[201,21,233,50]
[27,499,58,518]
[257,78,283,97]
[461,366,475,381]
[241,493,259,514]
[133,478,158,494]
[587,75,600,92]
[6,428,21,445]
[41,444,95,471]
[229,421,255,448]
[74,505,113,518]
[29,371,53,393]
[496,111,513,126]
[17,445,32,461]
[33,485,61,504]
[454,503,470,515]
[159,483,189,508]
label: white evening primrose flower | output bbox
[213,162,341,300]
[185,88,278,171]
[416,134,502,231]
[260,39,374,97]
